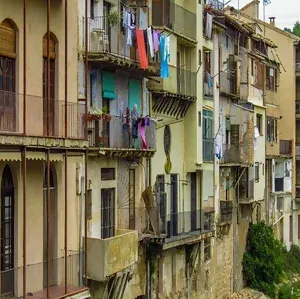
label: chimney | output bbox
[253,0,259,19]
[269,17,276,26]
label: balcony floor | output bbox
[23,286,89,299]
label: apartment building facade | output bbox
[237,0,298,250]
[0,0,90,299]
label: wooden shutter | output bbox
[43,35,56,59]
[0,20,16,58]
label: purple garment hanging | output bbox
[153,30,159,53]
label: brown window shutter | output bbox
[43,36,56,59]
[0,20,16,58]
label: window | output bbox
[267,117,277,142]
[129,169,135,230]
[230,124,239,145]
[87,189,92,220]
[255,162,260,182]
[256,113,262,135]
[90,0,95,19]
[101,188,115,239]
[43,33,57,136]
[285,163,290,177]
[203,110,213,139]
[157,175,166,233]
[198,49,202,66]
[204,238,211,261]
[266,66,277,91]
[101,168,115,181]
[170,174,178,237]
[251,59,254,76]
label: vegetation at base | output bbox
[242,222,300,298]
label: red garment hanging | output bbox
[136,29,149,69]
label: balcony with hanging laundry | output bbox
[85,12,160,76]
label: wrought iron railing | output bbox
[0,91,85,139]
[87,115,156,150]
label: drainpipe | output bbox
[79,175,84,286]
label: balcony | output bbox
[204,0,225,10]
[0,91,85,147]
[222,144,253,165]
[152,0,196,41]
[1,251,89,298]
[148,65,196,98]
[86,229,138,282]
[87,115,156,158]
[239,179,254,201]
[220,200,233,223]
[203,138,214,162]
[296,101,300,117]
[280,140,292,156]
[86,16,158,76]
[220,67,238,98]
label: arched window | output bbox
[43,33,57,136]
[1,165,14,297]
[0,19,17,132]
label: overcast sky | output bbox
[228,0,298,30]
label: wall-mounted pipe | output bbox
[47,0,51,137]
[23,0,27,135]
[65,0,68,138]
[22,146,27,299]
[64,149,68,294]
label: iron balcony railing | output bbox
[280,140,292,155]
[174,66,197,97]
[86,16,139,62]
[152,1,196,40]
[87,115,156,150]
[220,200,233,223]
[203,138,214,162]
[296,100,300,114]
[0,91,85,139]
[204,0,225,10]
[160,209,214,238]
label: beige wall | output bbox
[0,154,83,296]
[0,0,78,134]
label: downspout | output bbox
[79,175,84,286]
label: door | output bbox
[101,188,115,239]
[43,167,57,288]
[190,173,197,231]
[43,58,55,136]
[1,165,14,297]
[170,174,178,237]
[0,57,16,132]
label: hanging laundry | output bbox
[160,35,170,78]
[144,30,148,55]
[214,134,223,159]
[136,29,149,69]
[254,126,260,151]
[205,13,213,39]
[153,30,159,53]
[206,71,213,88]
[139,119,148,149]
[147,27,154,58]
[139,8,147,30]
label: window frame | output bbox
[256,113,263,136]
[101,188,115,239]
[267,117,277,142]
[266,66,277,91]
[255,162,260,182]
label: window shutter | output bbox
[0,20,16,58]
[43,36,56,59]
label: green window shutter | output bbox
[226,117,231,131]
[102,71,116,99]
[128,79,141,111]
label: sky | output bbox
[229,0,298,30]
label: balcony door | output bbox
[1,165,14,298]
[169,174,178,237]
[0,20,16,133]
[101,188,115,239]
[43,167,57,288]
[43,33,57,136]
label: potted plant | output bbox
[108,10,120,27]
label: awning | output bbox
[26,152,64,161]
[0,152,22,161]
[102,71,116,99]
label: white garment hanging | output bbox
[147,27,154,58]
[254,126,260,151]
[205,13,213,39]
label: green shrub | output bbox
[242,222,285,297]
